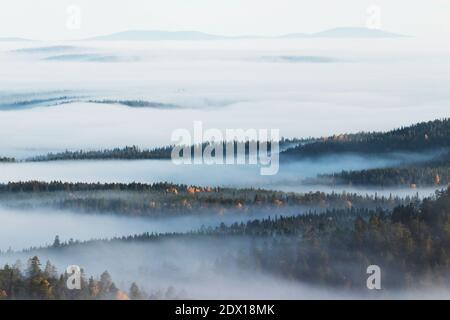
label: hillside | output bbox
[283,119,450,158]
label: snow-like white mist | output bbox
[0,206,301,252]
[0,153,439,192]
[0,38,450,157]
[1,238,449,299]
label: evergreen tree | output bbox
[129,282,144,300]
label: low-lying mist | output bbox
[1,38,450,157]
[1,237,448,299]
[0,152,439,191]
[0,205,311,251]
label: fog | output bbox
[0,238,349,299]
[268,185,438,199]
[0,151,437,194]
[1,37,449,299]
[1,38,450,157]
[0,205,311,252]
[1,238,447,299]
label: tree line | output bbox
[0,181,414,217]
[27,145,173,161]
[25,139,302,162]
[0,157,15,162]
[283,118,450,158]
[310,150,450,187]
[0,256,147,300]
[219,188,450,289]
[11,187,449,291]
[313,166,450,187]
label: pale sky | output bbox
[0,0,449,40]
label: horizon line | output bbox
[0,26,410,42]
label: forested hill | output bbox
[0,181,411,217]
[25,139,301,162]
[11,188,450,291]
[0,181,185,193]
[313,166,450,187]
[0,157,15,162]
[27,145,173,161]
[0,256,146,300]
[13,119,450,162]
[282,118,450,158]
[309,150,450,187]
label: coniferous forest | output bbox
[1,118,449,300]
[0,256,146,300]
[2,4,450,306]
[0,119,449,299]
[1,187,449,299]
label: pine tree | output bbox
[44,261,58,279]
[52,235,61,248]
[129,282,143,300]
[99,271,112,298]
[27,256,41,279]
[26,256,43,299]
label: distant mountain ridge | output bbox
[0,28,407,42]
[87,27,407,41]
